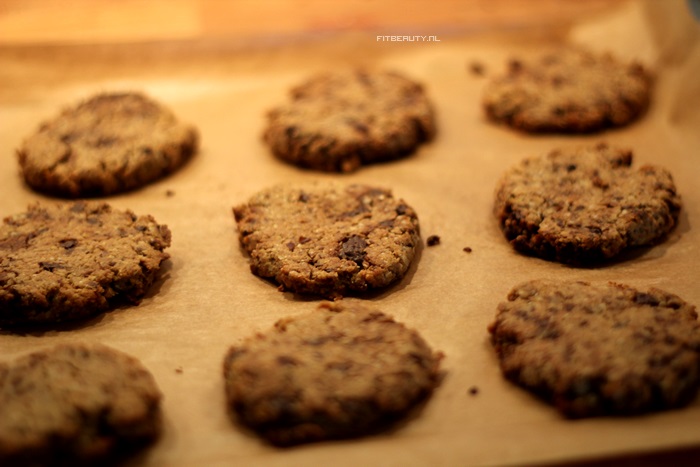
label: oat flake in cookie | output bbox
[233,182,420,298]
[0,202,171,326]
[482,47,652,133]
[493,143,681,264]
[0,343,162,466]
[223,301,443,446]
[18,92,198,197]
[263,69,435,172]
[489,280,700,418]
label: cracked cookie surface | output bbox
[233,182,420,298]
[493,143,681,264]
[0,343,162,466]
[489,279,700,418]
[223,301,443,445]
[482,47,652,132]
[18,92,198,197]
[0,202,171,326]
[264,69,435,172]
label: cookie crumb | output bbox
[468,386,479,396]
[463,246,472,253]
[426,235,441,246]
[468,61,485,76]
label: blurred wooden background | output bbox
[0,0,628,45]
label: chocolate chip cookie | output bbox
[18,92,198,197]
[223,301,443,445]
[493,143,681,264]
[263,69,435,172]
[233,182,420,298]
[0,202,171,326]
[489,279,700,418]
[482,47,652,132]
[0,343,162,465]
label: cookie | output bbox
[0,343,162,465]
[0,202,171,326]
[263,69,435,172]
[233,182,421,298]
[482,47,652,132]
[493,143,681,264]
[18,92,198,197]
[223,301,443,445]
[488,279,700,418]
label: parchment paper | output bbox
[1,1,699,465]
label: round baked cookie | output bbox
[482,47,652,132]
[233,182,421,298]
[0,202,171,326]
[493,143,681,264]
[263,69,435,172]
[18,92,198,197]
[0,343,162,465]
[223,301,443,445]
[488,279,700,418]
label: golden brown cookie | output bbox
[493,143,681,264]
[0,343,162,466]
[233,182,421,298]
[0,202,171,326]
[18,92,198,197]
[263,69,435,172]
[482,47,652,133]
[489,280,700,418]
[223,301,443,445]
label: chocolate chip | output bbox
[341,204,369,218]
[340,235,367,265]
[396,204,409,215]
[277,355,298,366]
[426,235,440,246]
[634,293,660,307]
[463,246,472,253]
[39,261,65,272]
[58,239,78,250]
[60,132,79,144]
[93,136,119,148]
[346,118,369,135]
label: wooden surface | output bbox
[0,0,627,45]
